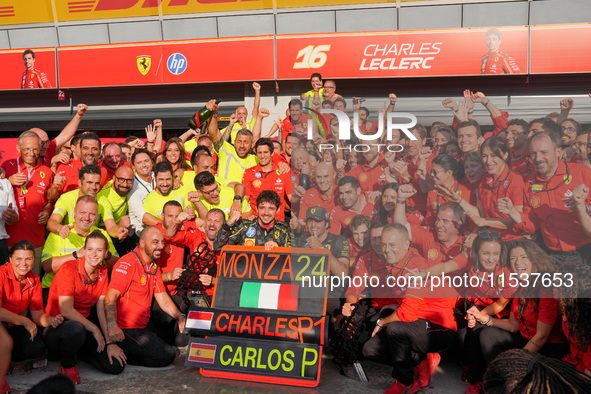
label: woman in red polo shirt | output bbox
[44,230,126,384]
[470,240,568,391]
[0,241,62,366]
[457,232,516,393]
[425,154,472,227]
[442,137,527,241]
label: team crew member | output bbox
[344,223,428,316]
[97,166,134,254]
[242,138,291,220]
[100,143,132,181]
[424,154,471,227]
[397,124,431,213]
[142,162,192,224]
[295,163,338,230]
[395,188,467,266]
[56,133,109,193]
[163,207,225,299]
[28,104,87,168]
[347,214,372,266]
[0,241,63,378]
[360,258,458,393]
[511,131,591,259]
[214,190,291,250]
[329,176,377,238]
[0,176,17,265]
[458,234,516,393]
[345,144,389,193]
[447,137,527,242]
[104,226,186,367]
[190,171,247,219]
[220,82,260,144]
[469,240,568,392]
[21,49,51,89]
[207,100,259,184]
[127,149,155,237]
[3,130,57,275]
[504,119,532,177]
[42,196,118,289]
[47,165,126,241]
[294,207,350,314]
[44,231,126,384]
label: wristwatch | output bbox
[72,250,78,259]
[376,318,383,328]
[233,195,243,202]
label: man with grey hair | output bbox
[1,130,63,274]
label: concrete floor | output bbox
[6,347,470,393]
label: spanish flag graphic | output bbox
[188,343,217,364]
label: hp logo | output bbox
[167,53,187,75]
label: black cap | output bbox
[306,206,329,222]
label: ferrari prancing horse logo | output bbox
[137,55,151,76]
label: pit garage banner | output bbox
[276,26,529,79]
[57,36,275,88]
[530,23,591,74]
[0,48,57,90]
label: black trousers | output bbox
[4,323,46,363]
[476,326,569,375]
[118,326,176,368]
[362,318,456,386]
[149,293,190,347]
[44,312,125,374]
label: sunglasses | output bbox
[479,230,501,240]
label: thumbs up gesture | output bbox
[2,203,18,225]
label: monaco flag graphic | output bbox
[186,311,214,330]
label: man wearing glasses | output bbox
[394,185,469,266]
[189,171,247,219]
[2,130,61,275]
[28,104,88,168]
[512,131,591,263]
[97,166,135,255]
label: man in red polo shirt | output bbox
[3,130,60,275]
[57,133,108,193]
[329,176,377,238]
[293,162,337,232]
[100,142,132,181]
[512,131,591,260]
[345,144,389,193]
[504,119,533,177]
[104,226,185,367]
[242,138,291,221]
[394,185,468,266]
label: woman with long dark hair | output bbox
[0,241,63,365]
[467,239,568,393]
[439,137,527,241]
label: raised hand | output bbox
[560,98,574,111]
[397,184,417,200]
[77,104,88,117]
[442,97,458,111]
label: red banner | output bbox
[58,37,275,88]
[530,23,591,74]
[276,27,529,79]
[0,48,57,90]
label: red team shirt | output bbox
[45,259,108,318]
[515,161,591,251]
[21,68,51,89]
[329,199,377,237]
[57,157,109,194]
[511,291,565,344]
[478,165,526,241]
[410,223,468,266]
[298,185,339,221]
[345,156,390,193]
[1,159,53,247]
[156,222,188,296]
[0,263,43,316]
[242,163,291,221]
[480,50,520,74]
[108,248,167,330]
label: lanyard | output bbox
[135,174,154,195]
[488,167,512,190]
[132,250,158,276]
[532,164,571,193]
[388,252,414,279]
